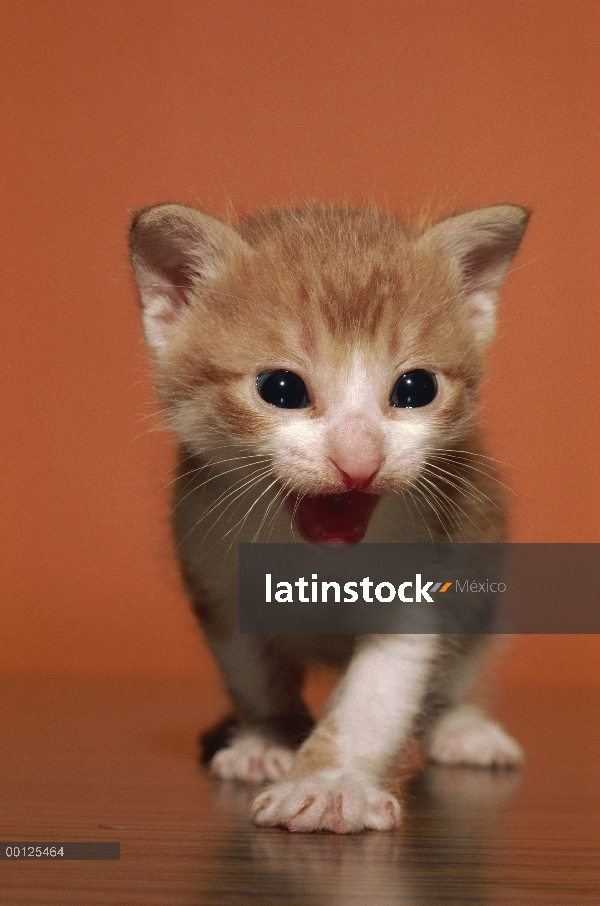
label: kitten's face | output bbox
[131,204,527,542]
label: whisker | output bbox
[177,466,274,552]
[166,456,270,497]
[417,473,489,539]
[408,481,455,543]
[221,477,282,555]
[289,491,306,541]
[428,447,520,472]
[197,468,275,537]
[399,486,418,541]
[428,451,526,504]
[422,462,503,514]
[414,476,465,540]
[251,482,287,543]
[198,476,282,568]
[171,458,272,511]
[397,487,434,544]
[266,485,293,542]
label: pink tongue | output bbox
[289,492,380,544]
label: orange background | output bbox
[1,1,599,687]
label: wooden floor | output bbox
[0,673,598,905]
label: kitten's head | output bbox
[130,202,527,543]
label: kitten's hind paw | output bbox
[210,734,295,783]
[252,772,401,834]
[426,705,523,768]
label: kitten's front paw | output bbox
[426,705,523,768]
[251,772,401,834]
[210,734,295,783]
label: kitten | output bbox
[129,201,528,833]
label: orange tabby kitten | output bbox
[129,201,528,833]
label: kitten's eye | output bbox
[257,370,310,409]
[390,370,437,408]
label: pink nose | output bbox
[328,416,384,491]
[330,460,382,492]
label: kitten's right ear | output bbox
[129,204,249,353]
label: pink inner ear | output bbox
[138,281,189,352]
[458,253,514,347]
[461,251,504,293]
[133,256,196,351]
[155,285,187,321]
[138,231,200,302]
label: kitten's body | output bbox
[130,202,528,833]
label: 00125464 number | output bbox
[4,845,65,858]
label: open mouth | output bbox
[288,491,381,544]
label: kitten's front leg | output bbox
[200,631,314,783]
[252,634,438,833]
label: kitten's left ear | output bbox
[424,205,529,346]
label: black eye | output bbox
[390,369,437,408]
[257,370,310,409]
